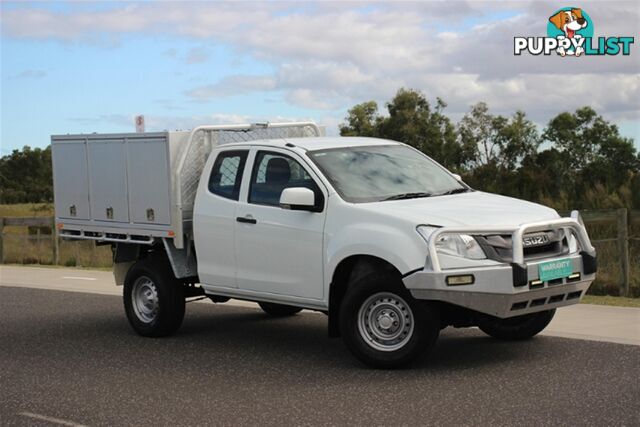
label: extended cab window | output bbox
[249,151,323,209]
[208,150,248,200]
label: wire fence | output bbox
[0,209,638,296]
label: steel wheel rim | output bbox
[357,292,414,352]
[132,276,159,324]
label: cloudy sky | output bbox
[1,1,638,154]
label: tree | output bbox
[632,169,640,209]
[458,102,499,167]
[543,107,638,176]
[495,111,541,170]
[0,146,53,204]
[542,107,639,206]
[515,148,572,207]
[339,101,380,137]
[340,88,467,169]
[458,103,540,170]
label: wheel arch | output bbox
[113,240,198,287]
[328,254,403,338]
[113,242,159,287]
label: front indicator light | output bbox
[446,274,475,286]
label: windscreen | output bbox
[307,144,466,203]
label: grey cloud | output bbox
[68,114,133,127]
[163,48,178,58]
[437,3,639,79]
[68,113,313,133]
[186,75,277,99]
[154,99,184,111]
[185,47,209,64]
[13,70,47,79]
[0,2,508,40]
[4,1,637,134]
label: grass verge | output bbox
[581,295,640,308]
[0,203,53,217]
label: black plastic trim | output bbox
[511,262,528,287]
[580,250,597,275]
[402,267,424,278]
[236,217,257,224]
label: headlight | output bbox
[417,225,486,260]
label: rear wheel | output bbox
[478,309,556,340]
[339,273,439,369]
[258,302,302,317]
[123,258,185,337]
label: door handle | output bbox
[236,216,257,224]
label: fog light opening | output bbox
[529,279,544,287]
[567,272,581,283]
[446,274,475,286]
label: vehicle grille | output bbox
[474,229,569,262]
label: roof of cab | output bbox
[221,136,400,151]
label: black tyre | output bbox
[339,273,440,369]
[478,309,556,340]
[123,258,185,337]
[258,302,302,317]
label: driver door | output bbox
[234,148,327,300]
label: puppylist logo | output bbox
[514,7,634,57]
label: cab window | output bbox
[248,151,323,209]
[208,150,248,200]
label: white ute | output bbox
[51,122,597,368]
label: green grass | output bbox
[0,203,53,217]
[581,295,640,308]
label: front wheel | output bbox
[478,309,556,340]
[123,258,185,337]
[339,273,439,369]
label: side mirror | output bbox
[280,187,317,211]
[452,173,462,181]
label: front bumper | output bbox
[403,216,597,318]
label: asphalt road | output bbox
[1,286,638,426]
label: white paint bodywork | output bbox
[193,136,595,315]
[233,147,327,301]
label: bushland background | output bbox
[1,89,638,296]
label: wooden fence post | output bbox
[51,217,59,265]
[0,218,4,264]
[74,240,80,267]
[617,208,630,297]
[22,226,27,264]
[36,227,41,264]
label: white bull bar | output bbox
[426,215,595,272]
[405,213,597,318]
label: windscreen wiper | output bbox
[383,192,433,201]
[434,188,471,196]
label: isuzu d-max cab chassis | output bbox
[52,122,597,368]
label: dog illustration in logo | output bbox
[549,8,588,56]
